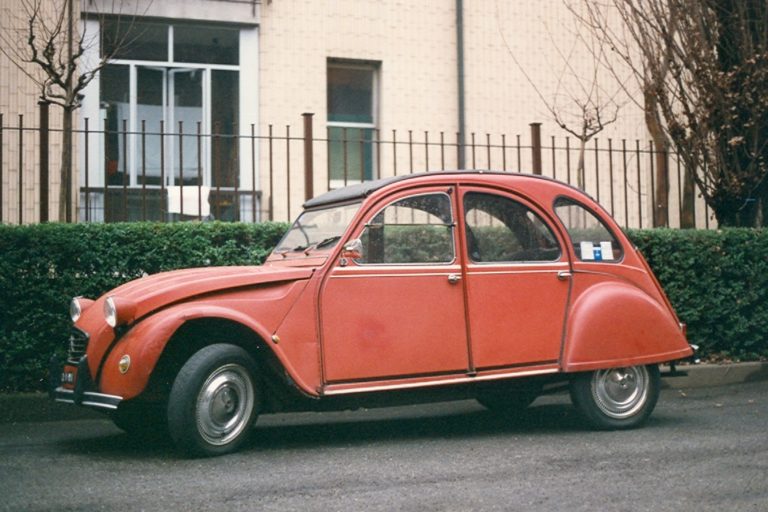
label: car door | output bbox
[320,187,471,383]
[461,187,571,370]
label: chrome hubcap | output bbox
[196,364,254,446]
[591,366,649,419]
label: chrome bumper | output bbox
[49,355,123,411]
[52,386,122,411]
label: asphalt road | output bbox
[1,381,766,512]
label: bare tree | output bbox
[547,26,625,190]
[495,2,623,191]
[566,1,681,227]
[0,0,143,222]
[575,0,768,228]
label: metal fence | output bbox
[0,110,713,228]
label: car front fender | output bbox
[97,280,314,400]
[97,304,275,400]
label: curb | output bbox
[660,361,768,389]
[1,362,767,424]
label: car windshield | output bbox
[274,202,362,254]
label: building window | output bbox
[98,20,240,221]
[327,60,378,186]
[102,19,168,61]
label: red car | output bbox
[53,171,693,456]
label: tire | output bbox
[167,344,260,457]
[477,382,541,413]
[569,364,660,430]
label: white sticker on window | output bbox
[600,241,614,260]
[580,241,595,260]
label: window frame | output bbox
[353,191,457,266]
[327,59,379,188]
[462,191,563,265]
[553,196,625,263]
[98,22,241,190]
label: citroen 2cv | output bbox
[52,171,693,456]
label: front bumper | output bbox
[49,355,123,411]
[52,387,123,410]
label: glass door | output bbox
[135,66,204,187]
[136,67,165,186]
[168,68,204,186]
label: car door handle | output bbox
[447,273,462,284]
[557,271,572,281]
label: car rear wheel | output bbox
[167,344,260,457]
[569,364,660,429]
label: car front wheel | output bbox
[569,364,660,429]
[167,344,260,457]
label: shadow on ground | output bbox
[54,401,589,459]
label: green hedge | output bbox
[0,224,765,392]
[0,222,288,392]
[628,228,768,361]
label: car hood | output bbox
[103,265,314,321]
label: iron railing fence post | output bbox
[0,113,3,223]
[38,100,50,223]
[530,122,542,176]
[18,115,23,224]
[84,118,90,222]
[285,125,291,221]
[302,113,314,202]
[268,124,274,221]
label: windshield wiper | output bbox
[302,236,342,254]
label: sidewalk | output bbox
[1,362,767,424]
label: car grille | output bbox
[67,327,90,364]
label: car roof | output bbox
[302,170,572,209]
[303,174,412,209]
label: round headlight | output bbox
[70,297,94,323]
[104,297,118,328]
[103,296,137,328]
[70,298,83,323]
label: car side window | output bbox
[554,197,624,262]
[356,193,455,264]
[464,192,561,263]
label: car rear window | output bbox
[554,197,623,262]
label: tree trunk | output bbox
[59,106,73,222]
[652,143,669,227]
[644,88,670,227]
[577,138,586,190]
[711,184,767,228]
[680,167,696,228]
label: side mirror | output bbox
[341,238,363,260]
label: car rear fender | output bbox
[562,280,692,372]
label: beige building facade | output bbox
[0,0,709,226]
